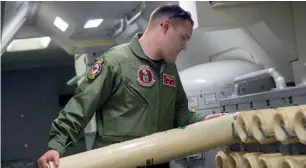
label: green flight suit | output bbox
[48,33,205,156]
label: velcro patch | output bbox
[163,73,176,87]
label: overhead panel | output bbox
[51,36,116,55]
[33,1,144,55]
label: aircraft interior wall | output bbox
[1,1,306,168]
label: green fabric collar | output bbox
[129,33,149,60]
[129,33,166,71]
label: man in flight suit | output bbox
[38,4,223,168]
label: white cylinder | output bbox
[48,113,240,168]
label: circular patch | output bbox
[137,65,155,87]
[87,63,101,80]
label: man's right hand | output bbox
[37,150,60,168]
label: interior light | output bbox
[195,79,206,83]
[6,36,51,52]
[54,16,69,32]
[84,19,103,28]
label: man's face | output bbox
[160,19,193,63]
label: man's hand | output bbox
[37,150,60,168]
[204,113,224,120]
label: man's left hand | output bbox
[203,113,224,120]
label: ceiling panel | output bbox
[35,1,142,38]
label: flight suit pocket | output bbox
[101,78,150,139]
[123,79,148,105]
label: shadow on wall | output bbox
[1,66,86,167]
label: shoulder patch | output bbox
[87,58,104,80]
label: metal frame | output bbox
[173,69,306,168]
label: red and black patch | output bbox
[137,65,155,87]
[163,73,176,87]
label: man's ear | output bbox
[161,19,171,33]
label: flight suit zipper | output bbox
[157,63,166,132]
[147,60,165,133]
[157,72,160,132]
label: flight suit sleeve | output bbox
[47,58,120,156]
[174,70,206,127]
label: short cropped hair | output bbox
[150,4,194,26]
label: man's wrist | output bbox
[48,139,66,156]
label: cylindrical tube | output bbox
[281,158,300,168]
[258,153,284,168]
[293,110,306,144]
[273,106,303,144]
[228,152,247,168]
[235,111,257,143]
[251,109,277,144]
[290,155,306,163]
[298,105,306,110]
[281,156,306,168]
[215,151,233,168]
[48,113,240,168]
[243,152,263,168]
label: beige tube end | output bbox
[273,110,299,144]
[215,151,232,168]
[299,105,306,111]
[259,153,284,168]
[228,152,247,168]
[251,112,277,144]
[303,161,306,168]
[281,157,303,168]
[236,111,257,143]
[293,111,306,144]
[243,152,262,168]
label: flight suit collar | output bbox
[129,33,166,71]
[129,33,149,60]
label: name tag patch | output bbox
[163,73,176,87]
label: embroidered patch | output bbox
[96,58,104,64]
[163,73,176,87]
[87,58,104,80]
[137,65,155,87]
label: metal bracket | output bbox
[231,68,286,97]
[110,18,126,38]
[66,72,86,86]
[125,2,146,25]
